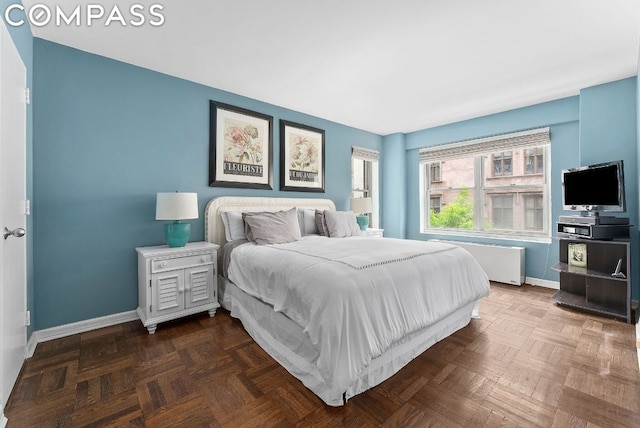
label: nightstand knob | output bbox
[201,257,207,262]
[160,262,167,268]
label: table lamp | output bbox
[156,192,199,247]
[350,197,372,231]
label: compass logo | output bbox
[4,3,165,27]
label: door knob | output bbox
[3,227,26,240]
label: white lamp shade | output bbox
[156,192,199,220]
[350,197,372,214]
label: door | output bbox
[0,19,28,414]
[151,271,184,315]
[185,265,214,308]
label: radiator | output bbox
[432,240,525,286]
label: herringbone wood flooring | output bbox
[5,283,640,427]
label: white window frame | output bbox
[352,146,380,228]
[419,128,551,242]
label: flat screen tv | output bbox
[561,160,626,213]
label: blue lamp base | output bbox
[164,221,191,247]
[356,214,369,231]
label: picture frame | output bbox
[568,243,587,268]
[209,101,273,189]
[279,120,325,192]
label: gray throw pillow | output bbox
[315,209,330,236]
[243,208,302,245]
[324,210,361,238]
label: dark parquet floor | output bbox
[5,283,640,427]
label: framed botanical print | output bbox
[209,101,273,189]
[279,120,325,192]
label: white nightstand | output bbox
[360,228,384,238]
[136,242,220,334]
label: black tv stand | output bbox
[552,237,633,323]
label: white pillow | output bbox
[324,210,361,238]
[299,208,319,235]
[221,211,246,241]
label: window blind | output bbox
[419,127,550,163]
[352,146,380,161]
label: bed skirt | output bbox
[220,276,477,406]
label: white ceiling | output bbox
[24,0,640,135]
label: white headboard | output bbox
[204,196,336,247]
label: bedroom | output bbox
[1,0,639,426]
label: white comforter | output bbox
[228,236,489,392]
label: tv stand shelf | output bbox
[551,262,629,282]
[551,237,631,323]
[552,290,626,320]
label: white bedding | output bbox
[227,236,490,395]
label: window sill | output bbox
[421,229,551,244]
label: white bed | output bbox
[205,196,490,406]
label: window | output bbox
[430,162,441,182]
[351,146,380,228]
[430,195,442,214]
[352,157,368,199]
[523,194,543,230]
[524,148,544,174]
[492,151,512,176]
[490,194,513,229]
[419,128,550,240]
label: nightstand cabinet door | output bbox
[151,271,185,315]
[185,265,215,308]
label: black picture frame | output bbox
[209,101,273,189]
[279,120,325,192]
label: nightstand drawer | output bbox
[151,253,213,273]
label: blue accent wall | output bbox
[381,133,406,238]
[394,78,639,300]
[32,39,381,329]
[1,4,34,336]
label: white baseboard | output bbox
[525,277,559,289]
[27,310,138,358]
[26,333,37,358]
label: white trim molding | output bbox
[419,127,550,163]
[525,277,559,290]
[351,145,379,161]
[26,310,138,358]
